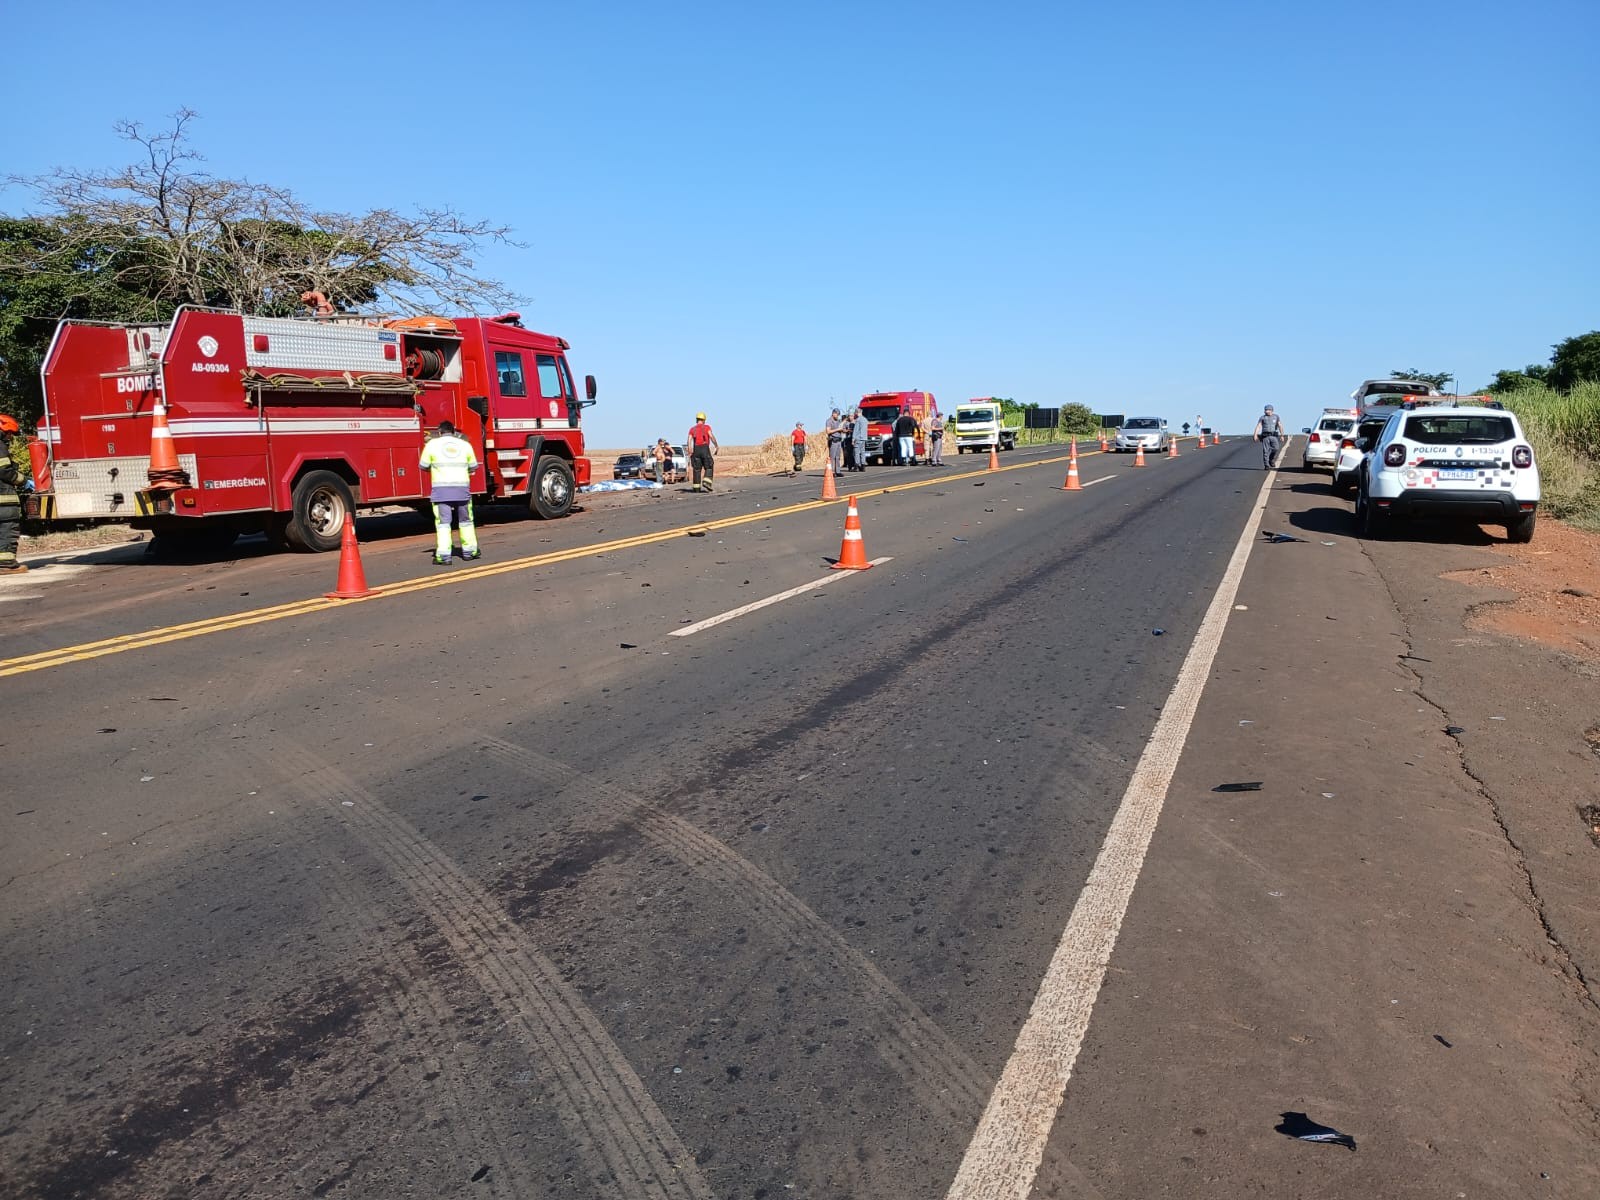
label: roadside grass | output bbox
[1498,382,1600,530]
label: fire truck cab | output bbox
[31,306,595,552]
[857,391,940,464]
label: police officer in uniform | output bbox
[419,420,480,564]
[1,415,27,573]
[1253,404,1284,469]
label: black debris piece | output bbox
[1434,1035,1453,1048]
[97,728,117,734]
[1152,628,1165,636]
[687,529,707,537]
[1213,782,1264,792]
[1275,1111,1356,1151]
[1445,725,1465,736]
[620,642,638,649]
[973,481,986,487]
[1262,531,1304,543]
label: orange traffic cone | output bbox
[1133,443,1147,467]
[831,495,873,570]
[1062,438,1082,491]
[325,513,377,599]
[1098,431,1108,452]
[1168,437,1179,459]
[987,444,1000,471]
[821,455,838,501]
[146,400,190,490]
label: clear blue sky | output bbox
[3,0,1595,445]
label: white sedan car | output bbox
[1113,417,1170,452]
[1302,413,1358,470]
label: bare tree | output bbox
[9,110,522,315]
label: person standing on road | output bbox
[851,409,868,472]
[825,409,845,474]
[652,437,670,484]
[789,421,807,475]
[927,411,944,465]
[894,411,917,465]
[688,412,718,492]
[1,414,28,574]
[1253,404,1284,469]
[419,419,480,564]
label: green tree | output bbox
[1058,402,1099,435]
[1389,368,1455,391]
[1548,331,1600,391]
[1484,365,1550,394]
[2,111,520,426]
[0,215,166,428]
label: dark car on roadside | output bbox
[613,454,646,480]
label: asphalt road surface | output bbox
[3,439,1596,1199]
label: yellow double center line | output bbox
[2,442,1134,678]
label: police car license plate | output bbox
[1439,469,1477,480]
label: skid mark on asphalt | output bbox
[231,744,529,1196]
[479,735,994,1124]
[270,744,714,1200]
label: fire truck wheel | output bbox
[285,470,355,552]
[529,456,575,520]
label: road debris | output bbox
[1262,531,1304,543]
[1275,1111,1357,1151]
[1213,782,1263,792]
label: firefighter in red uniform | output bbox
[1,414,27,573]
[789,421,807,475]
[687,412,718,492]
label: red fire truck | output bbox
[858,391,940,464]
[26,303,595,551]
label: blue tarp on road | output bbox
[580,479,665,493]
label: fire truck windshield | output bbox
[860,405,901,424]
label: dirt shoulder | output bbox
[1442,517,1600,661]
[1049,473,1599,1198]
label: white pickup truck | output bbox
[952,400,1020,454]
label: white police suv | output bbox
[1355,399,1539,542]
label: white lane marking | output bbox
[1080,475,1115,488]
[945,465,1278,1199]
[0,594,45,603]
[669,556,893,637]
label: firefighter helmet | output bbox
[0,414,19,434]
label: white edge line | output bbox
[1080,475,1115,488]
[668,556,893,637]
[944,465,1279,1200]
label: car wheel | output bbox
[1356,488,1389,539]
[1506,511,1536,544]
[284,469,354,552]
[529,455,575,519]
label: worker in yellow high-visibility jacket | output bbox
[419,420,480,564]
